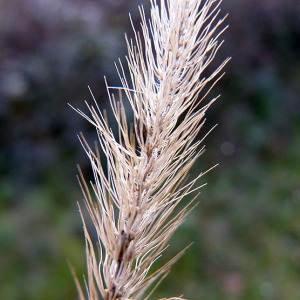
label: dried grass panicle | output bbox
[72,0,229,299]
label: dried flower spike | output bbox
[72,0,229,299]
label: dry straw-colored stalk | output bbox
[72,0,229,299]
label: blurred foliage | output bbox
[0,0,300,299]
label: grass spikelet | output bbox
[71,0,229,299]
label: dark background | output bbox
[1,0,300,299]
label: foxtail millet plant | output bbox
[71,0,229,299]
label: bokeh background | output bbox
[1,0,300,299]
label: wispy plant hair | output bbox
[72,0,229,299]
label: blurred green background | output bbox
[0,0,299,299]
